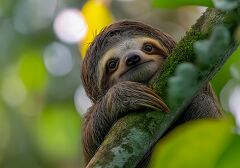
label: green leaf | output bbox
[211,47,240,95]
[168,63,199,106]
[194,25,231,66]
[152,0,213,8]
[215,135,240,168]
[150,120,234,168]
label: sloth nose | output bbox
[125,54,141,66]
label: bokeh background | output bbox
[0,0,240,168]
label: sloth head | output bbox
[81,21,176,102]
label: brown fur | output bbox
[81,21,176,102]
[81,20,222,167]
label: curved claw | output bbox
[135,93,169,113]
[120,82,169,112]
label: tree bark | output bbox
[86,8,240,168]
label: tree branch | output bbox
[86,8,240,168]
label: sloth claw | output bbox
[107,81,169,114]
[135,94,169,113]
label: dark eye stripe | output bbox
[155,48,168,59]
[143,42,168,58]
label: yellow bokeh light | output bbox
[80,0,114,58]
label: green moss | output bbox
[152,8,237,101]
[153,29,207,99]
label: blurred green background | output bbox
[0,0,240,168]
[0,0,85,167]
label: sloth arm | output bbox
[82,81,168,164]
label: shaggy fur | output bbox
[81,20,222,167]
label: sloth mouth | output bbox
[120,61,153,78]
[118,60,159,84]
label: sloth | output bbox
[81,20,222,167]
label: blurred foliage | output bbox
[18,50,48,91]
[212,47,240,96]
[194,25,230,66]
[213,0,240,11]
[0,0,240,167]
[152,0,240,10]
[168,63,198,107]
[0,0,85,167]
[33,103,82,165]
[152,0,213,8]
[151,118,240,168]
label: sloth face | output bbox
[99,37,169,89]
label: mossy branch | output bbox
[86,8,240,168]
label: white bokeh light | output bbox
[229,86,240,128]
[220,79,237,112]
[43,42,74,76]
[74,86,92,116]
[54,9,88,44]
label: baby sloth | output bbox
[81,21,222,167]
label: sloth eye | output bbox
[107,59,118,71]
[143,44,153,53]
